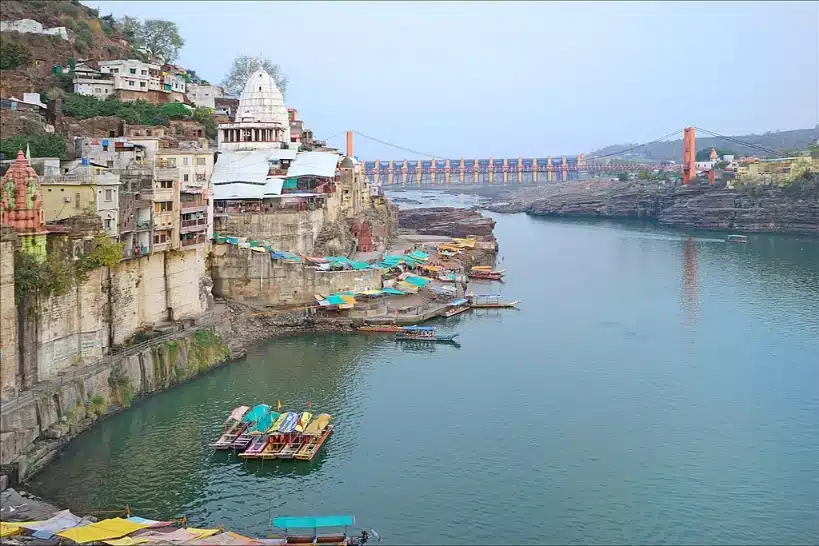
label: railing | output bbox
[180,217,207,232]
[154,167,179,180]
[181,236,206,247]
[180,202,207,212]
[153,241,170,252]
[152,188,174,202]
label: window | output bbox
[159,181,173,189]
[104,189,113,201]
[111,68,119,73]
[140,82,146,88]
[197,157,206,166]
[155,202,172,212]
[95,87,101,93]
[105,218,112,229]
[75,193,81,209]
[141,70,147,75]
[130,68,136,74]
[107,160,114,168]
[183,174,189,182]
[102,144,108,151]
[166,158,176,167]
[104,89,109,94]
[183,157,189,166]
[153,232,168,244]
[129,80,135,87]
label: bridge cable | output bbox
[352,131,441,159]
[583,128,684,161]
[693,127,781,157]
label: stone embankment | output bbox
[487,178,819,234]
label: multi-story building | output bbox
[117,165,154,259]
[40,164,121,238]
[160,64,187,103]
[188,84,224,109]
[99,59,162,95]
[156,145,213,246]
[72,62,115,99]
[287,108,304,149]
[74,136,155,169]
[147,160,179,252]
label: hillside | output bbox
[0,0,132,98]
[590,127,819,161]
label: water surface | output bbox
[32,203,819,545]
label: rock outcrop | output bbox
[398,207,496,237]
[489,179,819,234]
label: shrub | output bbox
[160,102,191,120]
[0,37,32,69]
[0,134,67,160]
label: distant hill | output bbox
[589,127,819,161]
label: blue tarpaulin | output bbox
[273,516,355,529]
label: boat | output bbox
[239,434,270,459]
[296,414,334,461]
[468,294,521,309]
[468,268,506,281]
[210,406,250,449]
[232,404,271,450]
[277,412,300,434]
[276,435,306,460]
[295,412,313,433]
[395,326,459,342]
[441,298,470,318]
[726,234,748,243]
[357,324,404,333]
[271,515,376,545]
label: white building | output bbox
[73,63,115,99]
[187,84,224,109]
[217,69,291,152]
[0,19,68,40]
[99,59,162,93]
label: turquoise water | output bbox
[31,208,819,545]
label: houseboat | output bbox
[468,294,521,309]
[395,326,460,342]
[210,406,250,450]
[271,516,378,545]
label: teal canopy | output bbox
[242,404,271,423]
[283,178,298,190]
[325,295,346,305]
[382,287,405,295]
[273,516,355,529]
[249,410,277,433]
[404,275,430,287]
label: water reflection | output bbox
[681,237,700,328]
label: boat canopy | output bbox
[403,325,435,331]
[242,404,271,423]
[449,298,468,306]
[228,406,250,422]
[272,516,355,529]
[303,413,332,435]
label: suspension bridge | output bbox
[343,127,782,186]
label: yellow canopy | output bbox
[396,281,419,294]
[185,528,222,539]
[303,413,332,435]
[267,412,287,433]
[57,518,149,544]
[340,295,357,305]
[0,521,32,538]
[295,412,312,432]
[104,537,150,546]
[452,237,477,248]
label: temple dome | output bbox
[235,69,289,128]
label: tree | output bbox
[617,172,629,182]
[221,55,288,97]
[0,134,67,160]
[159,102,192,120]
[139,20,184,63]
[0,37,32,69]
[117,16,143,46]
[637,170,651,180]
[193,107,217,140]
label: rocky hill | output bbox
[0,0,132,99]
[489,179,819,235]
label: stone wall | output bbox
[0,228,17,397]
[214,208,327,255]
[0,326,232,482]
[210,244,382,306]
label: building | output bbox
[0,151,48,256]
[214,97,239,123]
[40,165,121,238]
[99,59,162,94]
[73,62,115,99]
[156,145,214,246]
[160,64,187,102]
[217,69,291,152]
[188,84,224,109]
[117,165,154,259]
[74,136,153,169]
[736,156,813,181]
[287,108,304,148]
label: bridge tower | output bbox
[682,127,696,185]
[518,157,523,184]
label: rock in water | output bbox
[398,207,496,237]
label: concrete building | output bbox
[74,137,152,169]
[217,69,291,152]
[148,161,180,252]
[160,64,187,102]
[40,166,121,237]
[99,59,162,94]
[156,145,213,246]
[287,108,304,148]
[0,18,69,40]
[73,63,115,99]
[188,84,224,109]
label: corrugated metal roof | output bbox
[213,177,283,200]
[286,152,340,178]
[212,150,271,185]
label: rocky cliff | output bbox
[398,207,496,237]
[489,179,819,234]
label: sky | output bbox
[89,1,819,160]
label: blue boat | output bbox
[395,326,460,342]
[272,515,378,545]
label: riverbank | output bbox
[479,178,819,234]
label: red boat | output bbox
[469,270,505,281]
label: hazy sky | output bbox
[90,1,818,159]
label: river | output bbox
[30,194,819,545]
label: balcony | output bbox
[180,217,208,233]
[154,211,174,228]
[122,245,151,260]
[152,187,174,202]
[181,234,207,247]
[136,219,152,231]
[153,241,170,252]
[180,202,208,213]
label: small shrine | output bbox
[0,150,48,257]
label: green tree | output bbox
[100,14,117,36]
[637,170,651,180]
[221,55,288,97]
[118,16,143,46]
[139,19,184,63]
[0,37,32,69]
[0,134,67,159]
[617,172,629,182]
[193,107,217,139]
[160,102,192,119]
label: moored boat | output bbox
[271,515,377,545]
[357,324,404,333]
[726,234,748,243]
[210,405,250,449]
[395,326,459,342]
[468,268,506,280]
[442,298,470,318]
[239,434,270,459]
[296,415,334,461]
[232,403,271,450]
[468,294,521,309]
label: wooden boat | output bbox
[276,435,306,460]
[726,234,748,243]
[469,294,520,309]
[395,326,459,342]
[357,324,404,333]
[271,516,374,546]
[258,435,285,459]
[295,424,334,461]
[441,298,470,318]
[469,270,505,280]
[210,405,250,449]
[239,434,270,459]
[232,403,271,450]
